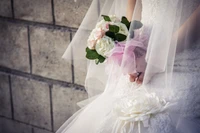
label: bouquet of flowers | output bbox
[85,15,143,65]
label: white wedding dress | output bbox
[57,0,200,133]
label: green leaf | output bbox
[101,15,111,22]
[115,33,127,42]
[95,59,100,64]
[105,31,116,40]
[86,47,106,64]
[86,47,90,52]
[109,25,120,33]
[95,55,106,64]
[86,47,99,60]
[121,16,131,29]
[131,20,143,30]
[98,55,106,63]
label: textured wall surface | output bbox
[0,0,92,133]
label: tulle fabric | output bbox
[58,0,200,132]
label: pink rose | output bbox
[94,28,105,40]
[87,39,97,50]
[105,23,109,30]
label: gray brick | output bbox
[0,0,12,17]
[31,26,72,82]
[73,58,87,86]
[74,68,87,86]
[54,0,92,27]
[0,22,29,72]
[33,127,53,133]
[71,32,87,86]
[0,117,32,133]
[11,76,51,130]
[0,73,11,118]
[14,0,52,23]
[52,85,87,131]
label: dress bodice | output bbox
[140,0,200,34]
[141,0,160,27]
[139,0,160,37]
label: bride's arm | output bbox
[126,0,136,21]
[126,0,142,21]
[127,0,145,84]
[175,5,200,52]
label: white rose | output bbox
[96,20,109,31]
[87,29,97,49]
[87,27,107,50]
[109,15,120,22]
[96,15,120,31]
[95,36,115,57]
[115,22,129,36]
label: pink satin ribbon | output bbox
[107,34,148,75]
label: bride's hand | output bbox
[129,72,144,84]
[129,51,146,84]
[129,50,158,84]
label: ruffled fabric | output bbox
[107,30,148,75]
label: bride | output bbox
[57,0,200,133]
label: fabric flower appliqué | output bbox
[112,89,169,133]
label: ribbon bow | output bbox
[107,35,147,75]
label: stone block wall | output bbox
[0,0,92,133]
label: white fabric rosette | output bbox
[112,88,170,133]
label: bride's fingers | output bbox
[136,72,144,84]
[129,73,138,82]
[129,76,137,82]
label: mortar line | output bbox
[10,0,15,18]
[8,75,14,120]
[32,127,34,133]
[0,66,85,91]
[49,84,54,132]
[0,16,78,32]
[70,32,75,84]
[27,26,32,74]
[51,0,56,25]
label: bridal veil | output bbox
[60,0,200,132]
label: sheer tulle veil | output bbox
[59,0,200,132]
